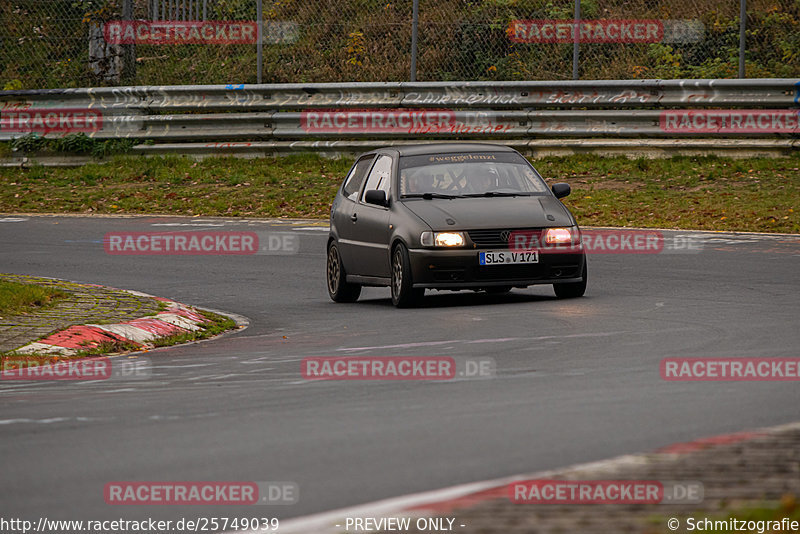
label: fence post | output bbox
[122,0,136,84]
[738,0,746,78]
[572,0,580,80]
[257,0,263,83]
[410,0,419,82]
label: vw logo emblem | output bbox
[500,230,511,242]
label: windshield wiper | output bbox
[403,193,464,199]
[461,191,535,197]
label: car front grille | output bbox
[467,228,542,248]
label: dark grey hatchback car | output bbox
[326,143,587,307]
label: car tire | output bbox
[553,261,587,299]
[391,243,424,308]
[327,242,361,303]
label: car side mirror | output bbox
[551,183,571,199]
[364,189,388,207]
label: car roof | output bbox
[373,143,519,157]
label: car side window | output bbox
[342,156,375,201]
[360,155,393,204]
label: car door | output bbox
[349,154,393,278]
[333,154,376,268]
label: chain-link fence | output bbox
[1,0,798,89]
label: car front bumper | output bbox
[407,247,586,289]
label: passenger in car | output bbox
[405,172,435,194]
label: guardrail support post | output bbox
[572,0,580,80]
[257,0,263,84]
[410,0,419,82]
[122,0,136,85]
[739,0,746,78]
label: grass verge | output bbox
[0,280,67,317]
[0,153,798,233]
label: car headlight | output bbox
[544,227,575,245]
[421,231,465,247]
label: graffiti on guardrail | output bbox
[402,88,657,107]
[266,90,400,108]
[403,89,523,107]
[108,87,211,109]
[1,101,33,112]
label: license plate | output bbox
[479,250,539,265]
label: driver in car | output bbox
[464,165,497,194]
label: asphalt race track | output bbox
[1,215,799,526]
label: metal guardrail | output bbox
[68,109,796,141]
[0,79,798,153]
[3,79,798,111]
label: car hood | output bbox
[401,196,574,230]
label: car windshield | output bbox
[399,152,549,198]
